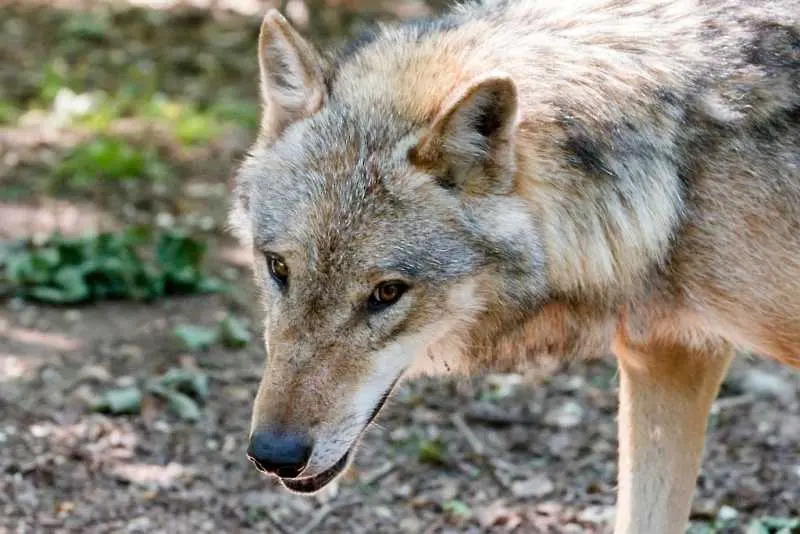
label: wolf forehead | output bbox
[237,105,478,282]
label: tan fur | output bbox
[229,1,799,531]
[613,331,735,534]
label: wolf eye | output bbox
[266,254,289,287]
[368,281,408,311]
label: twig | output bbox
[451,412,486,455]
[360,461,397,486]
[263,509,291,534]
[450,412,512,491]
[711,394,755,413]
[423,517,446,534]
[297,499,361,534]
[463,410,538,426]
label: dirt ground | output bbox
[0,1,798,533]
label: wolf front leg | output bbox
[611,333,735,534]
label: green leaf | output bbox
[91,386,143,415]
[3,228,218,305]
[28,286,73,303]
[55,137,169,188]
[174,324,218,351]
[197,276,227,294]
[441,500,472,520]
[61,12,109,41]
[747,517,800,534]
[686,523,716,534]
[219,314,251,349]
[53,266,91,302]
[417,439,447,466]
[158,368,209,400]
[146,381,202,422]
[165,389,202,422]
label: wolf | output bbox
[227,0,799,532]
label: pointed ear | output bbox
[258,9,327,140]
[409,72,519,194]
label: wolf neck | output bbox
[330,2,694,302]
[328,1,702,371]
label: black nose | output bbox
[247,430,313,478]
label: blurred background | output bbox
[0,1,797,532]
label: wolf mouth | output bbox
[280,450,351,493]
[278,374,402,493]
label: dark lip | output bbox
[277,373,403,494]
[280,450,351,494]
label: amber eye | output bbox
[266,255,289,287]
[368,281,409,311]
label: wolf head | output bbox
[229,10,546,493]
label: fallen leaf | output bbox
[91,386,142,415]
[173,324,217,351]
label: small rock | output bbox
[394,484,413,498]
[436,481,459,501]
[153,420,171,433]
[477,501,522,530]
[389,426,411,443]
[563,375,586,391]
[536,502,563,516]
[118,345,143,361]
[511,475,555,498]
[79,365,112,382]
[64,310,81,322]
[156,212,175,228]
[29,423,51,438]
[19,308,37,327]
[375,506,394,520]
[7,298,25,312]
[199,216,215,231]
[778,415,800,441]
[577,505,615,524]
[544,401,584,429]
[546,433,572,457]
[486,373,523,398]
[115,376,137,388]
[242,493,268,510]
[738,369,795,402]
[126,516,151,533]
[222,435,237,453]
[40,367,62,385]
[717,505,738,522]
[71,384,98,405]
[398,518,422,532]
[56,501,75,516]
[109,462,190,489]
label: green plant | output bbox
[144,97,223,145]
[0,100,19,125]
[55,136,170,188]
[37,60,70,106]
[747,517,800,534]
[92,367,210,422]
[173,314,252,352]
[1,227,224,304]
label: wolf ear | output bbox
[257,10,326,140]
[410,72,519,194]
